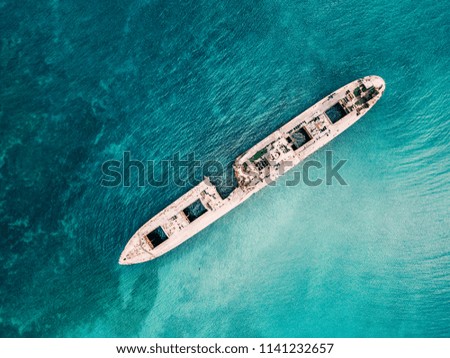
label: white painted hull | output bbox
[119,76,385,265]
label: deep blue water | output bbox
[0,0,449,337]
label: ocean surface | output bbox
[1,0,449,337]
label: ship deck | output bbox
[119,76,385,265]
[233,76,385,189]
[119,178,229,264]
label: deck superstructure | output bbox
[119,76,385,265]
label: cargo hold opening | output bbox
[326,103,347,124]
[183,199,207,222]
[146,227,168,248]
[290,126,312,150]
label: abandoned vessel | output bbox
[119,76,385,265]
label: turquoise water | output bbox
[1,0,449,337]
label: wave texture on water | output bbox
[0,0,449,337]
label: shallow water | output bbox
[0,0,449,337]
